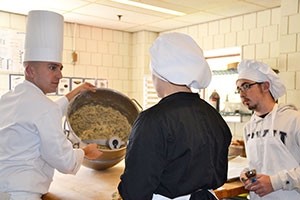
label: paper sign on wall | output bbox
[96,79,108,88]
[9,74,24,90]
[57,77,71,95]
[71,78,83,90]
[0,30,25,73]
[84,78,96,86]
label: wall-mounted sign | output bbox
[0,30,25,73]
[8,74,109,96]
[71,78,84,90]
[57,77,71,95]
[9,74,24,90]
[96,79,108,88]
[84,78,96,86]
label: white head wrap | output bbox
[149,32,211,89]
[24,10,64,63]
[237,60,286,100]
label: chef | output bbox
[118,32,232,200]
[0,10,102,200]
[237,60,300,199]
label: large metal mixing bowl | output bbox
[65,88,140,170]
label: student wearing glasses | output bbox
[236,60,300,199]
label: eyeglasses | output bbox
[235,82,263,94]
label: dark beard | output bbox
[247,103,257,111]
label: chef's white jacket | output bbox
[0,80,84,196]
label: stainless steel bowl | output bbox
[65,88,140,170]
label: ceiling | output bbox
[1,0,281,32]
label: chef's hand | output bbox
[244,174,274,197]
[240,172,248,184]
[66,82,96,101]
[83,143,103,160]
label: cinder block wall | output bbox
[61,23,134,97]
[163,8,281,68]
[279,0,300,109]
[0,12,135,101]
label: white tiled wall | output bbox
[0,12,135,102]
[10,15,26,30]
[164,8,281,70]
[62,23,135,98]
[281,0,299,16]
[130,31,158,105]
[279,0,300,109]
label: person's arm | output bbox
[270,168,300,193]
[240,167,250,183]
[54,96,69,117]
[82,143,103,160]
[37,105,101,174]
[243,174,274,197]
[54,82,96,116]
[118,113,166,200]
[243,168,300,197]
[270,113,300,194]
[65,82,96,101]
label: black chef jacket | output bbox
[118,92,232,200]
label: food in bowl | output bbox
[69,103,132,149]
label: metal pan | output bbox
[65,88,140,170]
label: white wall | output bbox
[279,0,300,109]
[0,12,137,101]
[62,23,134,99]
[131,31,158,104]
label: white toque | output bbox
[24,10,64,63]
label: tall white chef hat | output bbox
[149,32,211,89]
[237,60,286,100]
[24,10,64,63]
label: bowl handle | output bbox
[63,119,81,148]
[131,98,143,111]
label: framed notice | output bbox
[0,30,25,73]
[71,78,84,90]
[84,78,96,86]
[9,74,24,90]
[96,79,108,88]
[57,77,71,95]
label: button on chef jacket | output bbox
[118,92,232,200]
[0,80,84,195]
